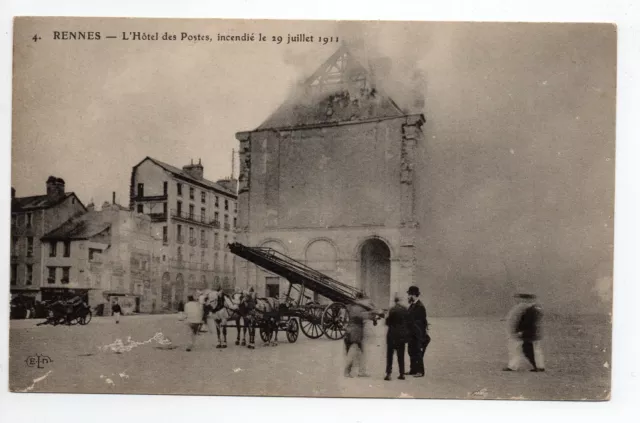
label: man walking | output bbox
[407,286,430,377]
[504,294,545,372]
[111,298,122,324]
[384,293,409,381]
[182,295,204,352]
[344,293,374,378]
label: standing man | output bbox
[407,286,430,377]
[112,298,122,324]
[182,295,204,352]
[384,293,409,381]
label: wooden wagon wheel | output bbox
[300,306,324,339]
[321,303,349,340]
[259,326,272,343]
[286,318,299,343]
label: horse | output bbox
[203,289,246,348]
[242,290,281,348]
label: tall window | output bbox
[47,267,56,284]
[200,229,206,247]
[163,202,168,216]
[26,213,33,228]
[163,181,168,196]
[12,236,18,254]
[10,264,17,286]
[177,183,183,196]
[200,250,205,263]
[189,204,194,219]
[224,215,229,225]
[26,265,33,285]
[214,233,219,249]
[223,254,228,271]
[49,241,57,257]
[61,267,70,284]
[162,226,168,244]
[177,246,183,260]
[189,187,195,200]
[224,199,229,211]
[234,202,237,213]
[223,235,228,250]
[233,217,237,228]
[215,196,219,207]
[137,204,144,213]
[177,224,183,242]
[177,200,182,216]
[189,227,195,244]
[26,237,34,257]
[214,211,219,223]
[63,241,71,257]
[201,207,206,222]
[137,183,144,197]
[201,191,206,203]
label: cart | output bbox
[229,242,381,341]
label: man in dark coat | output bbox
[407,286,430,377]
[515,294,545,372]
[384,293,409,380]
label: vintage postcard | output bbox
[9,17,615,400]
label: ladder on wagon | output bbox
[228,242,380,340]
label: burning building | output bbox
[234,45,424,308]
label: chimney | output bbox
[46,176,65,201]
[112,192,116,204]
[216,178,238,195]
[87,202,95,212]
[183,159,204,180]
[11,187,15,199]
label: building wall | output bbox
[236,117,421,309]
[131,159,238,311]
[10,195,85,298]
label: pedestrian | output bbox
[504,294,545,372]
[182,295,204,352]
[111,298,122,324]
[407,286,430,377]
[344,293,373,378]
[384,293,409,381]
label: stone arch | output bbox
[304,238,338,271]
[260,238,288,254]
[354,235,395,261]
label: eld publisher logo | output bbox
[25,354,53,369]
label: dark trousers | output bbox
[408,334,431,374]
[386,341,406,376]
[522,341,538,369]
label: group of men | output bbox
[344,287,544,380]
[343,285,431,380]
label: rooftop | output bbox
[41,211,111,241]
[12,192,81,213]
[252,45,406,132]
[140,157,237,197]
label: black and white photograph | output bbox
[7,17,615,401]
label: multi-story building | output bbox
[129,157,238,310]
[10,176,86,304]
[40,201,162,313]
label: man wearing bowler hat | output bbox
[407,285,430,377]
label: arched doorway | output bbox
[359,238,391,308]
[161,272,171,311]
[175,273,185,310]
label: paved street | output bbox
[9,313,610,400]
